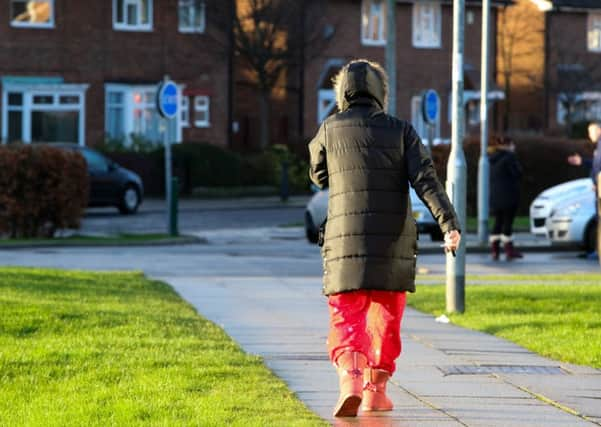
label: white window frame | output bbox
[412,2,442,49]
[181,96,190,127]
[1,83,89,145]
[588,12,601,53]
[178,0,206,33]
[113,0,153,32]
[104,83,183,145]
[10,0,55,29]
[194,95,210,128]
[411,95,440,145]
[361,0,386,46]
[317,89,337,124]
[556,92,601,125]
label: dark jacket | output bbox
[591,140,601,187]
[489,149,522,212]
[308,61,460,296]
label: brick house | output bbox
[0,0,232,148]
[302,0,510,144]
[536,0,601,134]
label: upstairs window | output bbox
[10,0,54,28]
[588,13,601,52]
[194,96,210,128]
[114,0,153,31]
[179,0,206,33]
[361,0,386,46]
[413,2,441,48]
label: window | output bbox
[194,96,210,127]
[413,2,441,48]
[1,84,88,145]
[113,0,153,31]
[179,0,206,33]
[411,95,440,145]
[361,0,386,46]
[106,91,125,139]
[556,92,601,125]
[181,96,190,127]
[10,0,54,28]
[588,13,601,52]
[82,149,110,173]
[104,84,184,146]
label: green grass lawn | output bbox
[0,268,326,427]
[408,274,601,369]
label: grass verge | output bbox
[0,267,326,426]
[408,274,601,369]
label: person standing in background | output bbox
[567,121,601,260]
[489,136,523,261]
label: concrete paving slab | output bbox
[169,275,601,426]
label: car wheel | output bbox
[118,184,140,215]
[305,211,319,244]
[430,228,444,242]
[584,219,598,253]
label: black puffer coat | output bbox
[308,61,460,296]
[489,149,522,212]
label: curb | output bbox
[0,235,207,250]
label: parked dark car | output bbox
[50,143,144,214]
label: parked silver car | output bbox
[530,178,597,251]
[305,188,442,244]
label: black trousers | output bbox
[492,205,518,236]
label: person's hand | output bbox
[444,230,461,253]
[567,153,582,166]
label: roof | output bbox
[550,0,601,9]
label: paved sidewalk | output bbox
[196,226,563,254]
[168,276,601,427]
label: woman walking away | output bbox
[489,135,523,261]
[308,59,461,418]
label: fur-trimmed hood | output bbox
[332,59,388,112]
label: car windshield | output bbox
[82,149,109,172]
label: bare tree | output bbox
[496,0,545,131]
[210,0,329,149]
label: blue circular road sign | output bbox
[422,89,440,125]
[157,80,178,119]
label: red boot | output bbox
[333,352,367,417]
[490,235,501,261]
[503,236,523,260]
[362,368,393,412]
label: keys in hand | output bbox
[443,230,461,256]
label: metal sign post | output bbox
[478,0,491,246]
[422,89,440,153]
[156,76,179,236]
[386,0,397,116]
[446,0,467,314]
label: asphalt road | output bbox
[81,199,306,235]
[2,226,599,277]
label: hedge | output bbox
[105,143,310,196]
[430,137,594,216]
[0,145,89,238]
[101,137,593,214]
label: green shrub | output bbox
[430,137,594,216]
[0,145,89,238]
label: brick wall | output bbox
[0,0,229,147]
[303,0,498,141]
